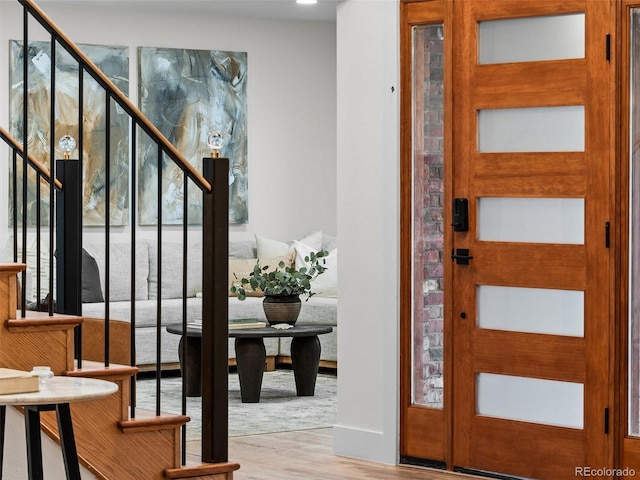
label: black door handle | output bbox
[451,248,473,265]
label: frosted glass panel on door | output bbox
[477,373,583,429]
[477,286,584,337]
[478,106,585,152]
[479,14,585,64]
[478,197,584,244]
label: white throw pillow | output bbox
[256,231,323,260]
[293,240,338,298]
[256,235,292,259]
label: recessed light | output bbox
[296,0,318,4]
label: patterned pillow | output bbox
[229,254,294,297]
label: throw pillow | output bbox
[311,248,337,298]
[292,241,338,298]
[229,255,294,297]
[82,249,104,303]
[255,231,323,260]
[255,235,294,259]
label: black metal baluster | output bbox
[77,64,85,369]
[21,6,29,318]
[36,173,41,310]
[130,122,138,419]
[48,36,56,316]
[156,144,162,416]
[104,91,111,367]
[181,176,188,464]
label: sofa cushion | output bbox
[148,242,202,299]
[84,242,150,302]
[297,296,338,326]
[229,241,256,259]
[82,297,204,328]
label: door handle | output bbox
[451,248,473,265]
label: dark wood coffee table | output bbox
[166,323,333,402]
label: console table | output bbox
[0,376,118,480]
[166,323,333,402]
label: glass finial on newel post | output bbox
[58,135,77,160]
[207,130,225,158]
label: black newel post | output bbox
[56,159,83,357]
[201,156,229,463]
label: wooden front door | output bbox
[401,1,614,478]
[451,1,613,478]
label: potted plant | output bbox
[231,249,329,325]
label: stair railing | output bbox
[7,0,231,465]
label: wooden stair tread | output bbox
[164,462,240,479]
[67,359,138,378]
[6,311,83,331]
[120,410,191,433]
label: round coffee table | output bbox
[166,323,333,402]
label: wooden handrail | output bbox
[0,126,63,190]
[19,0,212,194]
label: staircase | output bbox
[0,0,236,477]
[0,268,238,479]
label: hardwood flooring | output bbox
[186,428,481,480]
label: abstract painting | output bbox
[9,41,130,226]
[138,47,248,225]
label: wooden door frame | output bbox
[618,1,640,473]
[399,0,453,467]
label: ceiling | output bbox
[157,0,338,22]
[38,0,337,22]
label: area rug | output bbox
[135,370,337,439]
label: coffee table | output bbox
[166,323,333,402]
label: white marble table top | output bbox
[0,376,118,406]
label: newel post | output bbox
[55,159,82,316]
[201,156,229,463]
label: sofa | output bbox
[79,232,338,370]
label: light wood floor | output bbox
[186,428,481,480]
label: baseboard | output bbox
[332,425,396,465]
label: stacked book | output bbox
[0,367,40,395]
[188,318,267,330]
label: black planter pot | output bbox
[262,294,302,325]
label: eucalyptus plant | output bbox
[231,250,329,301]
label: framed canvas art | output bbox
[9,41,130,226]
[138,47,248,225]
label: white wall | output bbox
[334,0,399,465]
[0,0,337,246]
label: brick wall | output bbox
[415,25,444,408]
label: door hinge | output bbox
[604,407,610,434]
[606,34,611,62]
[605,221,610,248]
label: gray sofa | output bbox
[80,235,338,369]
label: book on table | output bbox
[0,367,40,395]
[188,318,267,330]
